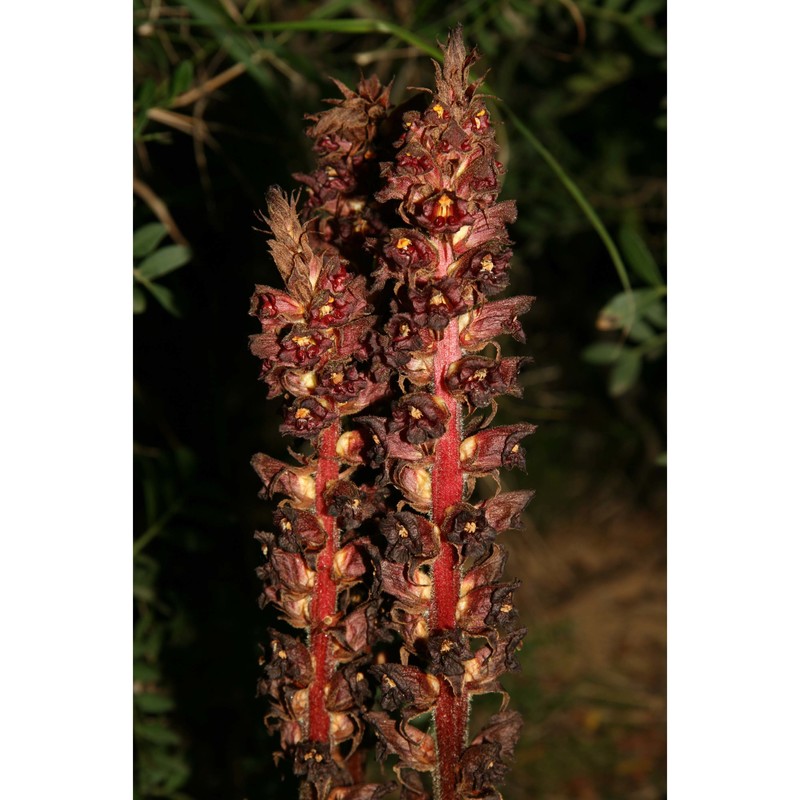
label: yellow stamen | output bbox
[436,194,453,218]
[480,255,494,272]
[330,372,344,385]
[409,406,423,420]
[295,408,311,420]
[473,369,487,381]
[292,335,313,347]
[429,291,446,306]
[397,525,409,538]
[396,237,412,251]
[464,522,477,534]
[433,103,445,118]
[399,323,411,337]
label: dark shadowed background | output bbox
[133,2,666,798]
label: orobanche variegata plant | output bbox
[250,27,536,800]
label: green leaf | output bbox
[146,282,182,317]
[582,342,623,365]
[138,245,191,280]
[135,692,176,714]
[133,223,168,258]
[630,0,665,16]
[628,318,656,343]
[619,224,664,286]
[643,300,667,328]
[598,288,663,331]
[133,285,147,314]
[171,60,194,98]
[135,721,182,746]
[627,21,667,56]
[136,77,157,112]
[134,661,161,683]
[609,349,642,396]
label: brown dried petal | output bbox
[325,660,373,713]
[390,392,450,444]
[472,710,524,764]
[460,424,538,474]
[445,356,528,408]
[251,453,315,508]
[261,630,312,687]
[280,396,338,440]
[392,461,433,512]
[480,490,535,533]
[324,480,366,530]
[370,664,440,715]
[250,285,306,326]
[379,511,439,564]
[327,785,395,800]
[425,629,472,684]
[364,712,437,772]
[457,743,506,797]
[459,296,534,350]
[272,507,326,553]
[442,502,496,561]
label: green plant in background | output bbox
[583,222,666,399]
[134,222,191,316]
[134,447,194,799]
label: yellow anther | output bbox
[510,444,520,454]
[292,335,313,347]
[295,407,311,420]
[436,194,453,218]
[410,406,423,420]
[330,372,344,385]
[500,603,513,613]
[399,323,411,337]
[433,104,445,118]
[430,291,447,306]
[397,237,412,251]
[397,525,409,538]
[480,255,495,272]
[277,650,287,660]
[440,641,453,653]
[383,677,397,689]
[464,522,477,534]
[473,369,487,381]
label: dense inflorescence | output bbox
[251,28,536,800]
[250,190,394,800]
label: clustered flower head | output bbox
[251,27,536,800]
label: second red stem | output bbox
[430,240,469,800]
[308,422,341,744]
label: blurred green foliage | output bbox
[133,1,665,797]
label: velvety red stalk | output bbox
[309,423,342,744]
[428,242,469,800]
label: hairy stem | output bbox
[308,422,341,743]
[430,239,469,800]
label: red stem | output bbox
[308,422,341,744]
[429,240,469,800]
